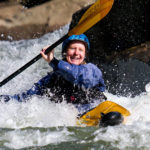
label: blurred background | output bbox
[0,0,94,41]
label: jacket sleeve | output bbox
[0,74,52,102]
[50,58,106,91]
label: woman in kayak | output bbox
[1,34,106,104]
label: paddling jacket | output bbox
[0,58,106,104]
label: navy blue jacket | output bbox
[0,58,106,103]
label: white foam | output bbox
[145,82,150,95]
[1,24,150,149]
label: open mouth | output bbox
[70,57,80,61]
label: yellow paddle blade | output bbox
[77,101,131,126]
[69,0,114,36]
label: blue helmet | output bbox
[62,34,90,53]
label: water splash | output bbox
[0,25,150,149]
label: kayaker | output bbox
[0,34,106,104]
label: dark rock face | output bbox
[99,0,150,53]
[70,0,150,97]
[70,0,150,60]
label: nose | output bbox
[74,49,80,55]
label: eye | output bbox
[68,47,76,51]
[79,48,84,52]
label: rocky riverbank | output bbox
[0,0,94,41]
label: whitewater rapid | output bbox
[0,25,150,149]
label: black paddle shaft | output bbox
[0,34,69,87]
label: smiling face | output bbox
[66,41,86,65]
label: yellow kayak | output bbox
[77,101,131,127]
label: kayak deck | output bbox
[76,101,130,126]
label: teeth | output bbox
[71,58,79,60]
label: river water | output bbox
[0,25,150,150]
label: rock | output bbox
[19,0,51,8]
[70,0,150,61]
[102,41,150,64]
[0,0,95,41]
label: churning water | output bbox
[0,25,150,150]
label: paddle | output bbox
[77,101,130,126]
[0,0,114,87]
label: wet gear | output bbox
[100,111,124,127]
[0,58,106,104]
[50,58,105,90]
[42,73,107,104]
